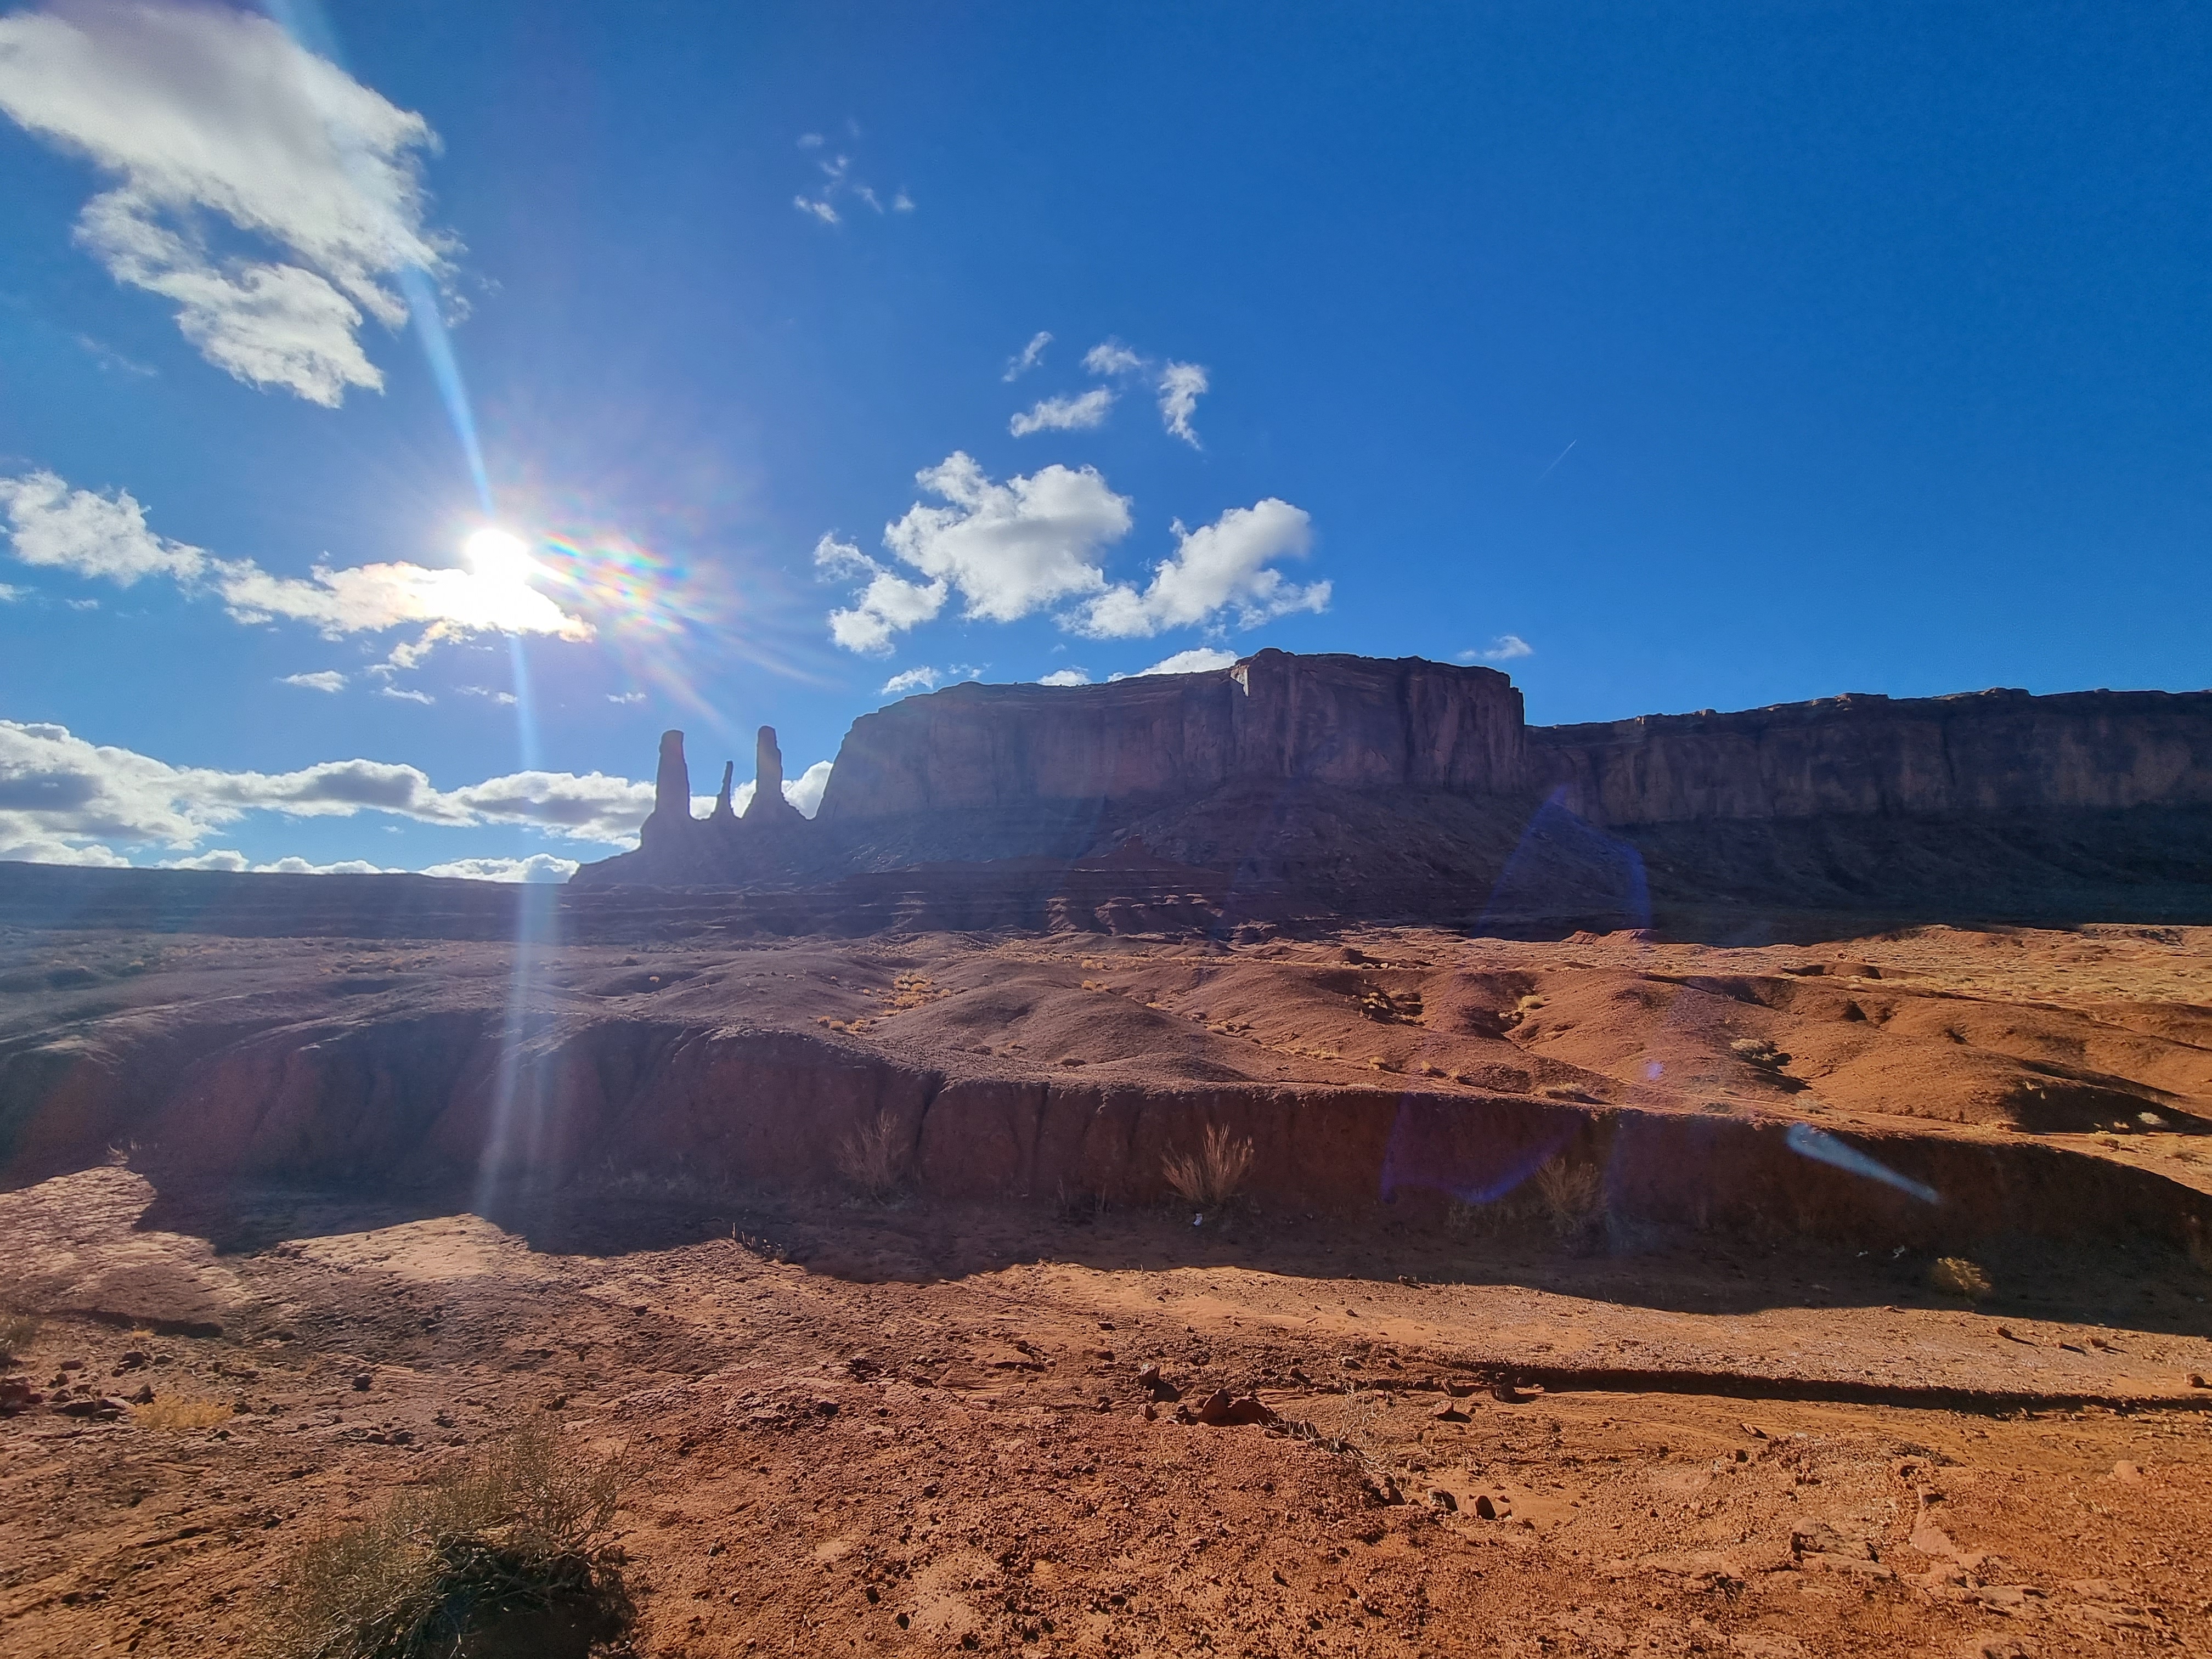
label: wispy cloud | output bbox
[0,469,592,669]
[377,685,433,704]
[1083,340,1146,377]
[1458,635,1533,663]
[1009,386,1114,437]
[0,2,459,405]
[1003,330,1052,381]
[792,138,912,225]
[606,690,646,705]
[280,670,346,693]
[1076,340,1211,445]
[880,665,940,696]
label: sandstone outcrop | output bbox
[568,650,2212,927]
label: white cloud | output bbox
[378,684,432,704]
[798,132,824,149]
[162,848,248,871]
[0,469,593,664]
[420,853,577,883]
[880,665,940,696]
[280,669,346,692]
[459,685,518,706]
[0,582,23,602]
[793,195,838,225]
[892,190,914,213]
[1003,330,1052,381]
[816,534,948,657]
[1077,498,1327,639]
[1009,386,1114,437]
[0,1,457,405]
[1037,668,1090,686]
[1084,340,1145,377]
[1459,635,1534,663]
[254,856,402,876]
[1157,362,1207,446]
[0,718,663,866]
[793,143,907,224]
[784,759,833,818]
[607,690,646,705]
[0,468,204,583]
[1137,647,1240,676]
[882,453,1130,625]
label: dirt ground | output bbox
[3,920,2211,1656]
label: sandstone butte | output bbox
[574,647,2212,930]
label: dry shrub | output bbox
[1532,1156,1607,1238]
[1730,1037,1785,1069]
[1162,1123,1255,1210]
[833,1108,908,1200]
[1930,1256,1993,1301]
[136,1396,232,1432]
[0,1311,38,1363]
[259,1418,634,1659]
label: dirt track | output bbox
[3,920,2211,1655]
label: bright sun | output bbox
[463,527,537,585]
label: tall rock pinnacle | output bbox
[651,730,691,822]
[743,724,804,823]
[709,760,736,823]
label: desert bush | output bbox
[1929,1256,1993,1301]
[1730,1037,1785,1069]
[136,1396,233,1432]
[1162,1123,1255,1210]
[258,1418,634,1659]
[833,1108,909,1200]
[0,1311,38,1364]
[1532,1156,1607,1239]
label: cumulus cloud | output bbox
[1156,362,1207,446]
[1137,647,1239,676]
[1009,386,1113,437]
[1003,330,1051,381]
[0,719,663,866]
[0,1,458,404]
[1076,498,1326,639]
[1037,668,1090,686]
[883,453,1130,624]
[280,670,346,692]
[0,469,592,665]
[1458,635,1533,663]
[816,534,948,656]
[880,665,940,696]
[419,853,578,883]
[0,582,24,602]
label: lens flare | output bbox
[1785,1121,1940,1205]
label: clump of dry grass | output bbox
[0,1311,39,1364]
[1162,1123,1255,1210]
[1532,1156,1607,1239]
[136,1396,233,1432]
[1930,1256,1993,1301]
[258,1418,634,1659]
[1730,1037,1786,1070]
[833,1108,909,1201]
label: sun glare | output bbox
[464,526,538,585]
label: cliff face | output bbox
[1531,687,2212,826]
[816,650,1526,820]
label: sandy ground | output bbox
[3,920,2210,1655]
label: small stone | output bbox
[1430,1400,1468,1423]
[351,1372,372,1392]
[2189,1373,2208,1389]
[1473,1494,1498,1520]
[129,1384,154,1405]
[1426,1488,1458,1511]
[2112,1461,2142,1484]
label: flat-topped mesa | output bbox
[816,649,1526,820]
[1529,686,2212,826]
[744,725,807,824]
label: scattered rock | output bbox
[1473,1495,1498,1520]
[351,1371,372,1391]
[1178,1390,1277,1427]
[1426,1488,1458,1511]
[1430,1400,1469,1423]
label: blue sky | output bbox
[2,1,2208,876]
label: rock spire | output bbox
[743,725,805,823]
